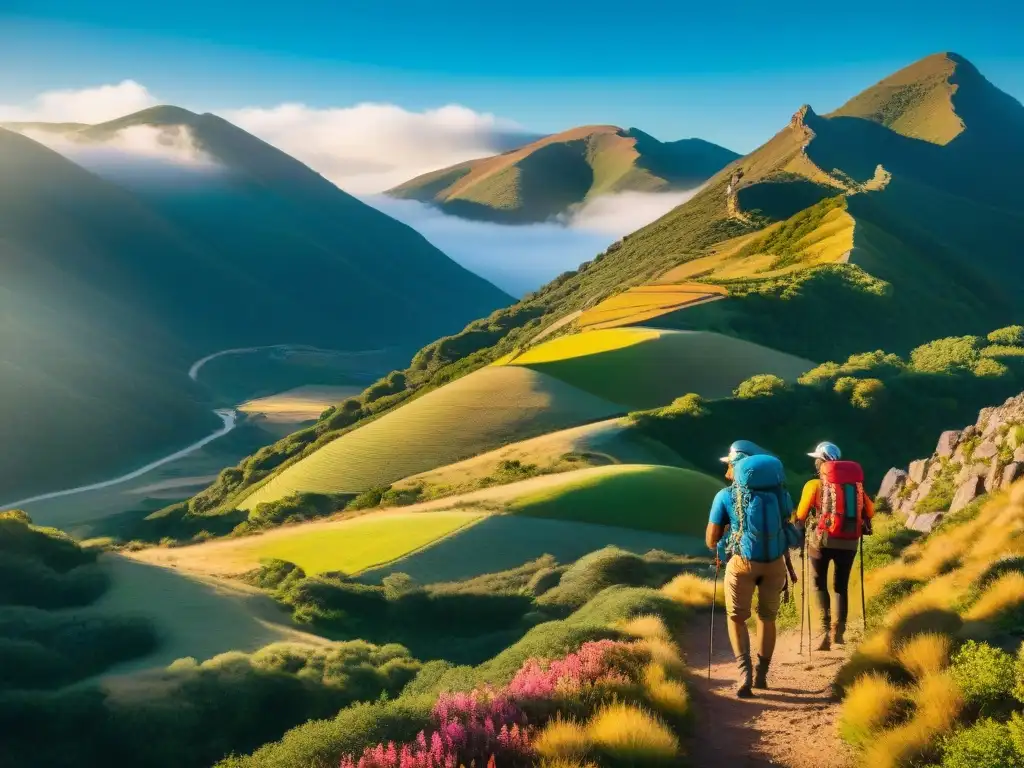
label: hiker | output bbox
[795,441,875,650]
[706,441,800,698]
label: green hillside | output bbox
[0,110,510,500]
[388,125,739,223]
[173,52,1024,538]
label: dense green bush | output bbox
[988,326,1024,346]
[734,374,787,399]
[951,641,1018,716]
[940,718,1024,768]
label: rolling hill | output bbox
[164,52,1024,541]
[0,108,511,500]
[387,125,739,223]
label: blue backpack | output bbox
[726,454,800,563]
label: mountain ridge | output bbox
[387,124,739,223]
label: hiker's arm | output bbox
[863,493,876,519]
[794,479,819,525]
[706,523,725,551]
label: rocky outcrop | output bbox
[878,392,1024,531]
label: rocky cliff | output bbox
[877,392,1024,531]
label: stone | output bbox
[915,480,933,503]
[907,512,944,533]
[955,462,988,487]
[908,459,930,485]
[973,441,999,461]
[950,476,986,513]
[936,430,962,457]
[1003,462,1024,488]
[985,461,1003,493]
[877,468,908,504]
[1015,444,1024,463]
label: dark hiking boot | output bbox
[831,622,846,645]
[753,654,771,689]
[815,622,832,651]
[736,654,754,698]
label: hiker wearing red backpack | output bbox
[795,442,875,650]
[706,441,801,698]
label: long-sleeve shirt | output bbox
[795,478,875,552]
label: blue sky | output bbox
[2,1,1022,153]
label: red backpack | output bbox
[816,460,866,540]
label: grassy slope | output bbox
[388,125,738,223]
[506,328,814,408]
[175,53,1024,528]
[506,464,723,536]
[0,109,511,500]
[236,367,622,508]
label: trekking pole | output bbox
[708,560,720,681]
[799,545,807,656]
[860,535,867,635]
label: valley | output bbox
[3,42,1024,768]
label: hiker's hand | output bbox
[863,518,873,536]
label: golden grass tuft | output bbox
[896,633,952,680]
[861,672,963,767]
[839,673,912,747]
[641,637,686,677]
[619,614,671,641]
[642,662,690,716]
[661,572,721,608]
[963,572,1024,622]
[587,702,680,762]
[535,718,592,762]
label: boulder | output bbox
[950,476,986,513]
[973,441,999,462]
[877,468,908,505]
[936,430,962,457]
[985,461,1003,493]
[955,462,989,486]
[908,459,930,485]
[907,511,944,533]
[1003,462,1024,488]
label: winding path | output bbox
[0,409,237,510]
[684,615,855,767]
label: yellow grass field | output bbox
[238,385,362,423]
[236,366,622,509]
[391,418,684,497]
[656,206,854,284]
[129,510,484,577]
[503,328,813,408]
[577,284,727,331]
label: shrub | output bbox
[950,640,1016,716]
[660,573,720,608]
[940,718,1022,768]
[987,326,1024,346]
[910,336,983,374]
[973,358,1010,377]
[851,378,886,409]
[734,374,787,399]
[1015,643,1024,705]
[535,718,591,762]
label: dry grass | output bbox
[962,571,1024,622]
[619,614,671,641]
[642,662,690,716]
[576,284,726,332]
[587,702,680,762]
[535,718,592,762]
[661,572,722,609]
[896,633,952,680]
[839,673,912,747]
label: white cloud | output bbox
[223,102,532,193]
[0,80,157,124]
[365,191,696,297]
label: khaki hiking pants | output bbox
[725,556,787,622]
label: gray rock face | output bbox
[908,459,931,485]
[936,430,962,457]
[950,476,986,513]
[955,462,989,487]
[1003,462,1024,488]
[985,461,1003,493]
[906,511,944,533]
[877,468,908,503]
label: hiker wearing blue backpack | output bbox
[706,441,801,698]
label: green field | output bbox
[505,328,814,408]
[238,367,622,509]
[133,510,485,577]
[506,464,723,536]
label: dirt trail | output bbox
[683,613,855,768]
